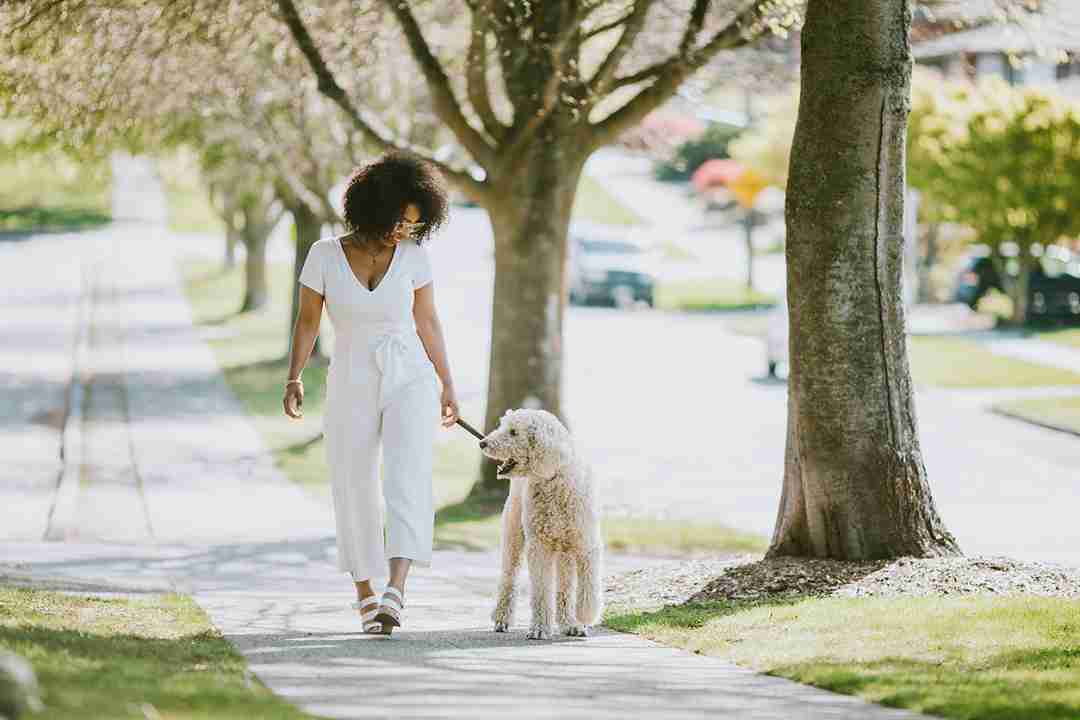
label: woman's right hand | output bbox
[283,383,304,419]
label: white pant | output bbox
[324,370,440,583]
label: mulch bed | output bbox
[604,554,1080,615]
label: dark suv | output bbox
[954,246,1080,319]
[568,233,656,308]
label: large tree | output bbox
[908,75,1080,325]
[768,0,960,559]
[274,0,800,497]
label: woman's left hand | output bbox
[440,385,459,428]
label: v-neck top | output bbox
[336,235,399,292]
[299,235,435,410]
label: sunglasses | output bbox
[395,218,426,236]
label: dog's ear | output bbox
[529,420,572,479]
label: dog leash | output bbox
[455,417,486,441]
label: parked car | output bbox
[567,230,656,308]
[954,245,1080,319]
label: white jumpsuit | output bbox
[299,235,441,582]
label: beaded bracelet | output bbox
[285,379,303,388]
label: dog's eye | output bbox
[509,429,517,437]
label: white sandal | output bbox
[351,595,386,634]
[373,586,404,632]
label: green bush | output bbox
[654,123,742,182]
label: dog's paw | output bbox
[526,624,552,640]
[563,624,589,637]
[493,621,511,633]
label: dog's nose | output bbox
[478,440,487,449]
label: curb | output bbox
[44,260,92,541]
[990,406,1080,439]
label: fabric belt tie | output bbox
[372,328,425,410]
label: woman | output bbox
[283,152,459,635]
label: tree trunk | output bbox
[1003,255,1034,327]
[916,222,939,303]
[210,183,241,271]
[239,198,276,313]
[743,211,756,292]
[225,223,240,270]
[468,139,588,500]
[768,0,960,560]
[288,201,323,359]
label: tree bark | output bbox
[239,196,277,313]
[225,223,240,270]
[1003,255,1034,327]
[916,222,938,303]
[468,133,588,499]
[287,201,323,359]
[743,211,756,292]
[768,0,960,560]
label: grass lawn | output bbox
[573,175,644,227]
[994,395,1080,435]
[656,277,776,312]
[0,587,316,720]
[157,149,224,235]
[607,595,1080,720]
[908,336,1080,388]
[723,313,1080,388]
[179,258,765,556]
[1037,327,1080,350]
[0,146,111,233]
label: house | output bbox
[912,0,1080,94]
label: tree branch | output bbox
[589,0,769,149]
[272,0,489,202]
[499,2,582,168]
[680,0,711,56]
[585,10,634,40]
[383,0,497,170]
[587,0,656,97]
[466,4,505,142]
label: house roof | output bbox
[913,1,1080,58]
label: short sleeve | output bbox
[298,240,326,295]
[412,241,433,290]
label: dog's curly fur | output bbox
[480,409,604,639]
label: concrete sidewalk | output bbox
[0,222,334,545]
[2,539,922,720]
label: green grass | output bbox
[0,206,110,233]
[163,181,223,235]
[655,277,776,312]
[433,496,766,554]
[995,395,1080,435]
[0,587,317,719]
[1037,328,1080,350]
[157,149,224,235]
[178,257,765,556]
[0,146,112,232]
[721,314,1080,388]
[908,336,1080,388]
[606,595,1080,720]
[573,175,644,227]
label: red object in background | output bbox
[691,158,745,193]
[618,111,706,154]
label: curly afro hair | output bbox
[341,152,449,246]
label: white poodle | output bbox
[479,408,604,639]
